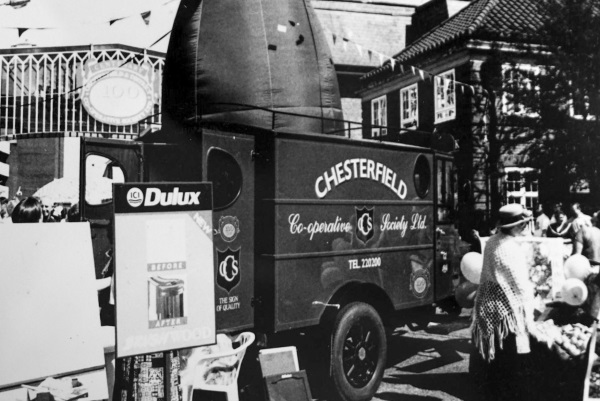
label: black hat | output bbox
[498,204,533,228]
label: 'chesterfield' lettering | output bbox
[315,158,407,199]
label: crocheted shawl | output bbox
[472,232,535,362]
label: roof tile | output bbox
[392,0,544,64]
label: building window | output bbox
[501,64,541,117]
[434,69,455,123]
[371,95,387,137]
[503,167,539,210]
[569,93,595,120]
[400,84,418,129]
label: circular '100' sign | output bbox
[81,65,154,126]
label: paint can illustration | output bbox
[149,276,185,320]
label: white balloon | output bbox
[561,278,588,306]
[564,254,592,281]
[460,252,483,284]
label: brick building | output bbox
[359,0,555,236]
[315,0,470,137]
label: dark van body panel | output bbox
[249,129,451,332]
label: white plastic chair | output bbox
[182,332,255,401]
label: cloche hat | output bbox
[497,204,533,228]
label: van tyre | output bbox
[330,302,387,401]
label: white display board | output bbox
[0,223,106,391]
[114,182,216,358]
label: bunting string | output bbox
[322,26,484,97]
[0,0,177,35]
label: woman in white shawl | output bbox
[471,204,539,401]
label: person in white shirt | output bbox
[533,204,550,237]
[569,202,592,235]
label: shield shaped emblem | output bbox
[217,248,241,293]
[356,207,374,244]
[218,215,240,242]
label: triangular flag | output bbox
[141,11,151,25]
[17,27,28,37]
[148,29,171,49]
[378,53,383,66]
[355,43,363,56]
[400,64,404,73]
[390,59,395,71]
[460,85,465,94]
[332,33,337,44]
[367,50,372,60]
[418,69,425,80]
[411,66,416,75]
[470,85,475,94]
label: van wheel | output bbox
[330,302,387,401]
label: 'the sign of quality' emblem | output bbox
[356,207,374,244]
[217,248,241,293]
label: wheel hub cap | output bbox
[358,347,366,361]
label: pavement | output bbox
[372,309,478,401]
[240,308,479,401]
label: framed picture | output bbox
[264,370,312,401]
[258,346,299,377]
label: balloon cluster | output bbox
[560,254,592,306]
[455,250,594,309]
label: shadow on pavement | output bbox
[375,393,442,401]
[380,372,482,401]
[379,323,481,401]
[386,335,473,373]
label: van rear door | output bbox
[202,128,255,332]
[434,155,460,301]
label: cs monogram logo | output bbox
[217,248,241,293]
[356,207,374,244]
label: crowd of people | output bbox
[0,195,79,224]
[533,201,600,264]
[471,201,600,400]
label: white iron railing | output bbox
[0,44,164,141]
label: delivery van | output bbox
[74,118,462,401]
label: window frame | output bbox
[502,167,539,210]
[400,83,419,130]
[370,95,387,137]
[501,64,541,118]
[434,69,456,124]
